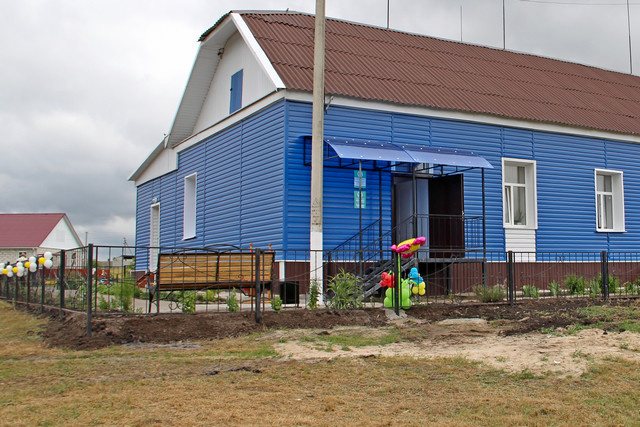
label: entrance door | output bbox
[428,175,464,258]
[392,176,429,244]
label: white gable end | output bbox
[193,31,276,134]
[40,218,83,250]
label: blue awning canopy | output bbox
[324,137,493,169]
[324,138,414,162]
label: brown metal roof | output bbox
[239,11,640,136]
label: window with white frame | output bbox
[595,169,624,232]
[183,173,197,239]
[502,158,537,228]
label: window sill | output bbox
[503,225,538,230]
[182,236,197,241]
[596,229,626,233]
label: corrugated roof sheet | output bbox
[0,213,65,248]
[239,11,640,136]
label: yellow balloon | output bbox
[24,261,30,268]
[1,269,6,275]
[419,289,426,296]
[411,286,418,294]
[12,267,18,273]
[38,257,46,265]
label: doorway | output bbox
[392,173,464,258]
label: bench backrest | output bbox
[156,251,275,287]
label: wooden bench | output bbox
[143,250,275,313]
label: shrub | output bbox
[308,280,320,310]
[473,285,506,303]
[549,280,561,297]
[588,279,601,298]
[625,280,640,295]
[196,289,220,303]
[596,275,619,294]
[565,275,586,296]
[271,296,283,313]
[226,291,239,312]
[522,285,539,299]
[180,291,196,313]
[327,269,363,309]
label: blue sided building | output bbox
[130,11,640,284]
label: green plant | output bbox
[271,296,282,313]
[473,285,506,303]
[588,279,601,298]
[564,275,586,296]
[549,280,561,297]
[327,269,363,309]
[625,281,640,295]
[596,275,619,294]
[308,280,320,310]
[226,291,239,312]
[196,289,220,303]
[180,291,196,313]
[522,285,539,299]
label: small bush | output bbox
[196,289,220,303]
[327,269,363,309]
[473,285,506,303]
[271,296,283,313]
[596,275,619,294]
[625,281,640,295]
[565,275,586,296]
[588,280,601,298]
[308,280,320,310]
[180,291,196,313]
[226,291,239,312]
[522,285,539,299]
[549,280,561,297]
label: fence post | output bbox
[87,244,93,336]
[254,248,261,324]
[393,251,400,316]
[26,269,30,307]
[601,250,609,300]
[59,250,66,312]
[40,261,45,314]
[507,251,515,305]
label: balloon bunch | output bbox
[408,267,426,296]
[391,236,426,259]
[381,271,412,309]
[379,271,395,288]
[0,252,54,278]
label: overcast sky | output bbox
[1,0,638,246]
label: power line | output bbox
[520,0,639,5]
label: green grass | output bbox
[1,301,640,425]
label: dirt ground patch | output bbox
[40,297,638,350]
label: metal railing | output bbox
[3,246,640,337]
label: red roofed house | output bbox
[0,213,83,263]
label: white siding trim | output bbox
[505,229,536,261]
[231,13,286,89]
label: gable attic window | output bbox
[183,173,197,239]
[229,69,243,113]
[502,158,537,229]
[595,169,625,232]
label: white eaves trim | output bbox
[231,13,285,90]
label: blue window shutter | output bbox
[230,69,243,113]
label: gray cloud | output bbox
[1,0,637,245]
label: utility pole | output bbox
[310,0,326,288]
